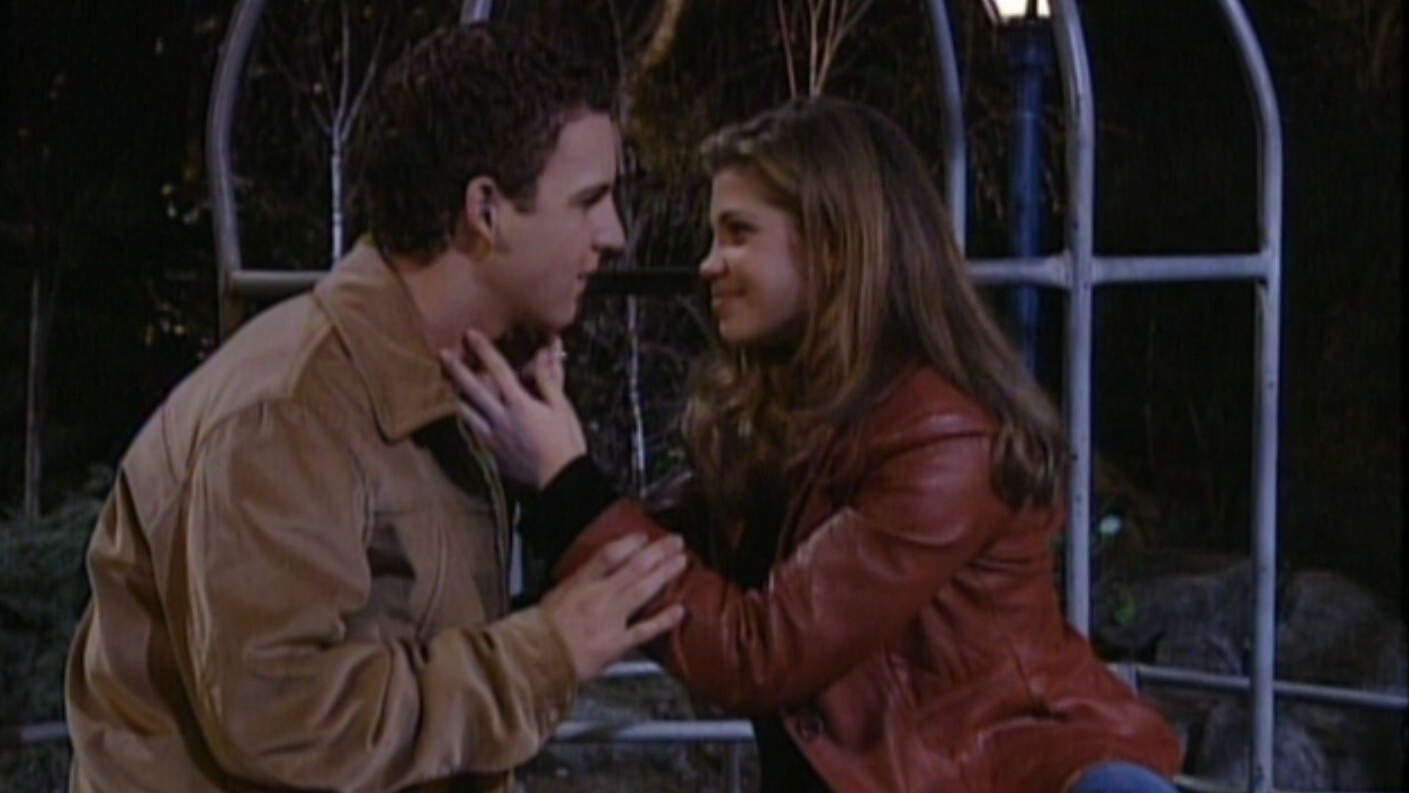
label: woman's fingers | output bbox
[439,350,506,419]
[543,336,568,403]
[456,402,492,440]
[440,329,587,487]
[531,342,568,407]
[464,327,529,407]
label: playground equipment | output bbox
[199,1,1409,791]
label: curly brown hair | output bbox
[359,22,611,259]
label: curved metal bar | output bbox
[1213,2,1284,791]
[207,0,270,336]
[923,0,967,246]
[1047,0,1096,635]
[461,0,495,24]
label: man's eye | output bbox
[579,188,610,209]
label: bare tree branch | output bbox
[313,5,335,125]
[637,0,687,77]
[342,24,384,141]
[335,0,352,131]
[777,0,799,98]
[808,0,822,95]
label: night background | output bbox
[0,0,1402,790]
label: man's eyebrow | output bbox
[571,181,613,204]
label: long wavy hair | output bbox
[682,97,1067,526]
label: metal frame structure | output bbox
[198,0,1409,791]
[7,3,1402,793]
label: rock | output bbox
[1092,557,1405,789]
[1193,700,1332,790]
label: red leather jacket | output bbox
[554,365,1180,792]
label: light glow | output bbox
[982,0,1051,23]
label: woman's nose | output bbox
[698,244,724,279]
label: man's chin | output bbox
[511,301,579,340]
[551,303,583,332]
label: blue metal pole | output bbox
[1006,19,1051,375]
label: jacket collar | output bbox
[313,241,459,442]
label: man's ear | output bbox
[463,175,500,253]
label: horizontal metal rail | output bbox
[607,659,1408,710]
[1131,663,1409,710]
[1175,775,1246,793]
[553,719,753,743]
[969,255,1071,287]
[226,268,712,300]
[229,270,321,299]
[1175,777,1404,793]
[6,664,1405,793]
[224,250,1281,304]
[12,660,1402,753]
[1092,253,1272,283]
[602,660,668,678]
[0,721,67,751]
[11,721,1398,793]
[584,270,700,296]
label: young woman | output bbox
[444,97,1181,793]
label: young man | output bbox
[65,23,685,793]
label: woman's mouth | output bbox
[711,290,743,310]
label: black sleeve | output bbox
[640,471,715,561]
[516,455,618,568]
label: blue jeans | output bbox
[1069,762,1179,793]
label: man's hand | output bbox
[540,533,688,681]
[440,328,586,488]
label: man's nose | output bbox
[596,200,626,253]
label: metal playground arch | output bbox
[98,1,1409,792]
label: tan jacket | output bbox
[65,243,577,793]
[555,364,1181,792]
